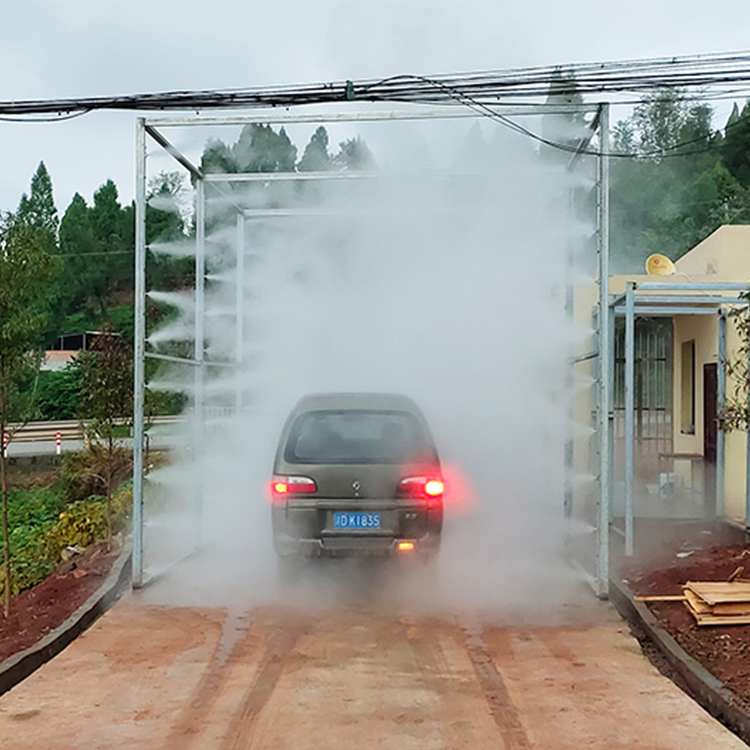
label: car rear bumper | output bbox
[274,531,440,558]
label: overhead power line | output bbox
[2,51,750,118]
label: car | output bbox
[270,392,443,562]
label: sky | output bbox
[3,0,750,213]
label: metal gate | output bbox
[612,317,673,518]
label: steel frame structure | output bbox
[133,103,610,591]
[609,282,750,558]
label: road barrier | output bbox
[7,417,184,444]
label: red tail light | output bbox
[397,475,444,508]
[270,475,317,504]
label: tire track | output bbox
[220,611,308,750]
[161,609,255,750]
[401,614,472,749]
[460,617,533,750]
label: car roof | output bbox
[292,392,422,414]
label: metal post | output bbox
[194,179,206,537]
[563,186,575,520]
[746,327,750,530]
[717,310,727,518]
[608,302,615,524]
[624,282,635,556]
[596,103,611,597]
[235,214,245,414]
[132,118,147,588]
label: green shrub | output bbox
[36,362,83,420]
[2,487,132,595]
[59,447,132,503]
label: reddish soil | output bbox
[0,542,119,663]
[626,542,750,710]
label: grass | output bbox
[2,480,131,596]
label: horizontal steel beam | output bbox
[634,281,749,292]
[204,171,380,183]
[613,306,724,316]
[610,294,743,308]
[145,352,237,368]
[144,104,603,128]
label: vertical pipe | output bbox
[608,302,615,525]
[235,214,245,414]
[563,187,575,521]
[717,309,727,519]
[132,119,147,589]
[194,179,206,538]
[745,311,750,530]
[596,103,611,597]
[625,282,635,557]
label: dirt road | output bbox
[0,588,745,750]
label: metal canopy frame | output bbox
[133,102,611,591]
[608,281,750,558]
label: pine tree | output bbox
[722,101,750,189]
[17,161,59,242]
[334,137,376,171]
[298,127,333,172]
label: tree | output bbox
[78,326,133,547]
[232,124,297,173]
[59,193,97,312]
[608,89,733,272]
[540,68,587,165]
[201,138,236,175]
[17,161,59,242]
[333,137,376,170]
[0,212,60,615]
[88,180,133,315]
[298,127,333,172]
[146,172,192,291]
[723,100,750,189]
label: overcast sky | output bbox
[3,0,750,214]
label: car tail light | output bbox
[397,475,444,508]
[270,475,317,504]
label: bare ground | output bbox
[0,589,744,749]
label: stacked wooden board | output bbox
[683,582,750,626]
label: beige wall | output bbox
[675,226,750,280]
[673,226,750,522]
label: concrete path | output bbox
[0,588,744,749]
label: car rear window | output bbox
[285,409,434,464]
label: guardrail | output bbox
[6,416,184,444]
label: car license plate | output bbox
[333,512,381,529]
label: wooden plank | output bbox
[685,582,750,606]
[712,602,750,616]
[684,590,750,616]
[684,589,712,615]
[728,566,745,583]
[634,595,686,602]
[690,612,750,627]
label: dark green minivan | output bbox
[270,393,443,560]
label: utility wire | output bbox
[3,51,750,116]
[1,51,750,161]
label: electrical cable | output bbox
[1,51,750,162]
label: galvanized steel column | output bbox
[746,321,750,529]
[132,119,147,588]
[194,179,206,534]
[596,103,611,597]
[717,310,727,518]
[624,282,635,556]
[235,214,245,413]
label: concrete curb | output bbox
[0,545,132,697]
[609,577,750,743]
